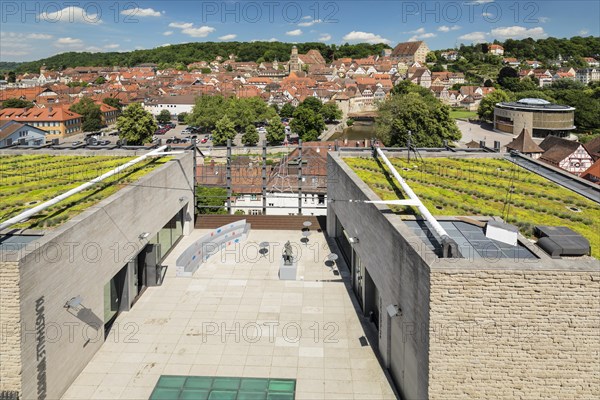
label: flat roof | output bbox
[344,156,600,259]
[0,154,168,231]
[496,100,575,112]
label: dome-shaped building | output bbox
[494,98,575,138]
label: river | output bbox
[329,121,377,141]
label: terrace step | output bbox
[195,215,325,231]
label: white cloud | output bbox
[538,16,550,23]
[458,31,488,43]
[104,44,120,49]
[1,32,52,40]
[163,31,173,36]
[490,26,547,40]
[85,46,103,52]
[408,32,436,42]
[405,28,426,34]
[579,29,589,35]
[299,19,322,27]
[301,15,312,20]
[466,0,494,4]
[39,7,101,24]
[28,33,53,40]
[286,29,303,36]
[169,22,193,29]
[55,37,84,48]
[342,31,390,44]
[405,28,436,41]
[268,38,278,42]
[318,34,332,42]
[160,43,171,47]
[168,22,215,38]
[438,25,460,32]
[122,7,161,17]
[482,12,495,17]
[219,34,237,41]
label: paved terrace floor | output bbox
[62,229,396,400]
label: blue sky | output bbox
[1,0,599,62]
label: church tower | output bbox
[289,46,300,73]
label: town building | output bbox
[0,121,48,147]
[538,135,594,175]
[494,98,576,138]
[391,41,430,64]
[0,106,82,140]
[488,44,504,56]
[143,95,197,117]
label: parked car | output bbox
[201,137,208,144]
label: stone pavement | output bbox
[456,120,516,147]
[61,229,396,400]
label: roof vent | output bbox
[534,225,591,258]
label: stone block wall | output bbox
[429,269,600,399]
[0,261,21,394]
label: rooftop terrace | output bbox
[62,229,395,400]
[345,156,600,258]
[0,154,168,230]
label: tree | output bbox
[212,115,237,146]
[103,97,122,110]
[7,71,16,83]
[242,125,260,146]
[497,66,519,89]
[266,116,286,144]
[514,90,555,102]
[157,109,172,124]
[484,79,494,87]
[299,97,323,113]
[426,52,437,63]
[177,112,188,123]
[70,97,102,132]
[290,106,325,142]
[547,79,585,91]
[320,102,342,122]
[477,89,512,122]
[279,103,295,118]
[196,186,227,214]
[116,103,157,145]
[1,98,34,109]
[550,89,600,133]
[188,95,227,131]
[376,92,461,147]
[94,76,106,85]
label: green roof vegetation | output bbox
[0,154,169,230]
[346,157,600,259]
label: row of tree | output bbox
[10,42,391,74]
[187,95,342,145]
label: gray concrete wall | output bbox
[327,153,435,400]
[12,151,194,400]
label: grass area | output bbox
[345,157,600,258]
[449,109,478,120]
[0,154,169,230]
